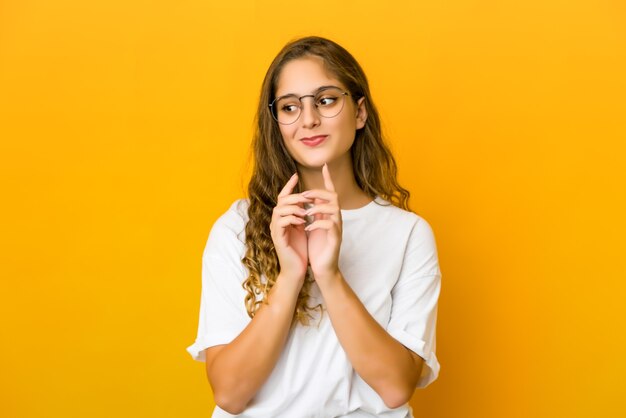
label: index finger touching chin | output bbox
[322,163,336,192]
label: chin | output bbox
[297,161,326,170]
[293,155,330,169]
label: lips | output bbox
[300,135,328,147]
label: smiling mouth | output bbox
[301,135,328,147]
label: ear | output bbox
[355,96,368,130]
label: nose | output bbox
[299,97,320,129]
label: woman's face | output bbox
[274,56,366,170]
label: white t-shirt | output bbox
[187,197,441,418]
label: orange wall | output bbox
[1,1,624,417]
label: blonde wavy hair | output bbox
[242,36,411,325]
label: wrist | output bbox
[265,273,305,316]
[275,271,306,293]
[313,269,343,288]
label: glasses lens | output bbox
[270,87,348,125]
[273,95,301,125]
[314,87,346,118]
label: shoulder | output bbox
[211,199,249,234]
[204,198,250,258]
[371,197,432,228]
[370,198,438,246]
[370,200,441,279]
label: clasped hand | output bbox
[269,164,342,285]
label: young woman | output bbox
[188,36,441,418]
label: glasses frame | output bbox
[268,86,350,125]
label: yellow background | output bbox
[1,1,625,417]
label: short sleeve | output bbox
[386,216,442,388]
[186,200,252,362]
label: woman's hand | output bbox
[269,173,311,283]
[304,164,342,282]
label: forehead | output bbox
[275,56,345,97]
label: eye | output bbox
[316,95,337,106]
[281,104,299,113]
[276,96,300,113]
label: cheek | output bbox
[278,125,296,142]
[278,126,297,156]
[336,114,358,137]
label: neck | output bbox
[297,157,372,210]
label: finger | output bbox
[304,219,336,232]
[277,193,312,206]
[304,203,338,217]
[322,163,336,192]
[274,205,308,217]
[276,215,307,228]
[301,189,336,203]
[278,173,299,198]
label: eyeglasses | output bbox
[269,86,350,125]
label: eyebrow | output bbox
[275,85,341,99]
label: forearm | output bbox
[317,271,422,408]
[207,274,301,412]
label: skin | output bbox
[204,56,424,414]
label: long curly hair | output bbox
[242,36,411,325]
